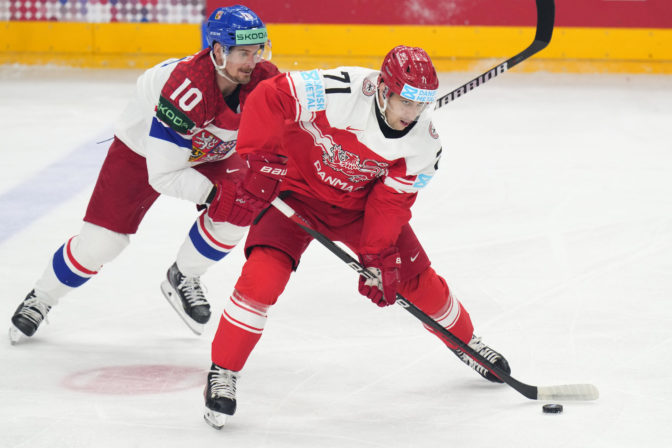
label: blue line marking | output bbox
[0,132,112,246]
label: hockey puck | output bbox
[542,404,563,414]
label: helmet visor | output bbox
[225,40,272,63]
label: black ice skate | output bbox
[203,363,239,430]
[160,262,211,335]
[454,335,511,383]
[9,290,51,344]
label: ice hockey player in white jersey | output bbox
[8,5,282,342]
[201,45,511,429]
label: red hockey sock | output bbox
[211,246,293,371]
[398,267,474,350]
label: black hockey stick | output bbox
[434,0,555,109]
[271,197,598,401]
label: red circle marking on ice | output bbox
[61,365,204,395]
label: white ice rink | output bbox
[1,64,671,447]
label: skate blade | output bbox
[160,281,205,336]
[8,325,26,345]
[204,407,228,430]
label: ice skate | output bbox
[454,335,511,383]
[160,262,211,335]
[203,363,238,430]
[9,290,51,344]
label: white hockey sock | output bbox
[175,213,246,277]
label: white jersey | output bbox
[236,66,442,252]
[112,48,279,204]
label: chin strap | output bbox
[375,84,394,128]
[209,48,239,85]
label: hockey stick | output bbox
[271,197,598,401]
[434,0,555,109]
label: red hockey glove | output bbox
[242,152,288,202]
[358,247,402,307]
[207,152,287,226]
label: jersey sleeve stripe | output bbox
[285,74,301,123]
[149,117,192,149]
[384,177,419,194]
[389,176,415,186]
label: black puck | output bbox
[542,404,563,414]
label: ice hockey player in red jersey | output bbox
[8,5,281,342]
[202,45,511,429]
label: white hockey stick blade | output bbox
[536,384,599,401]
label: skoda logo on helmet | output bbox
[234,28,268,45]
[206,5,267,49]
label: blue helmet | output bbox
[205,5,268,50]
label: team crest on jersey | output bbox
[321,144,388,183]
[189,130,236,162]
[362,78,376,97]
[429,122,439,139]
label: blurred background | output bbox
[1,0,670,74]
[2,2,672,447]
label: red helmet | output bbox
[379,45,439,102]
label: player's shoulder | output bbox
[323,66,378,98]
[284,66,376,113]
[408,117,442,152]
[413,113,441,138]
[398,118,442,174]
[162,48,214,92]
[321,66,375,80]
[155,49,218,133]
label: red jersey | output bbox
[236,67,442,253]
[113,48,280,204]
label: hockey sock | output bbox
[34,224,129,305]
[176,212,245,276]
[211,246,293,371]
[398,267,474,349]
[211,289,269,371]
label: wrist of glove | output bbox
[206,181,271,227]
[242,152,288,202]
[357,247,402,307]
[206,152,287,227]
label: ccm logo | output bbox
[260,166,287,176]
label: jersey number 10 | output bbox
[170,78,204,112]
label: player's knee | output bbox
[235,246,293,306]
[203,214,247,246]
[73,222,130,269]
[398,266,450,316]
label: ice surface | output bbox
[1,65,671,447]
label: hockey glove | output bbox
[207,152,287,226]
[243,152,288,203]
[358,247,402,307]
